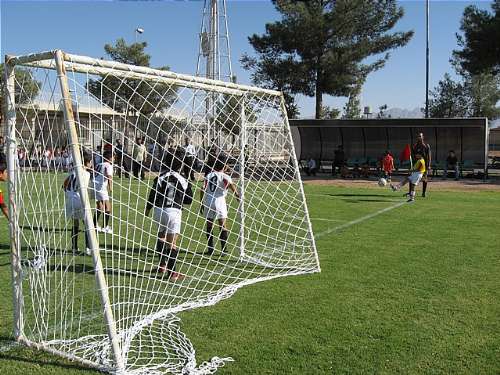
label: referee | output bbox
[412,132,431,197]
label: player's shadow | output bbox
[329,193,389,198]
[342,198,397,203]
[19,225,68,233]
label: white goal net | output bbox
[3,50,319,374]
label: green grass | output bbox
[0,180,499,374]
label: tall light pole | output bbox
[135,27,144,43]
[425,0,430,118]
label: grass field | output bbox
[0,179,499,374]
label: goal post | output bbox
[4,49,319,374]
[5,56,24,341]
[54,50,126,372]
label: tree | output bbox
[452,0,500,76]
[428,73,468,118]
[242,0,413,119]
[428,72,500,119]
[88,39,176,116]
[465,72,500,119]
[319,105,340,119]
[0,63,40,125]
[342,82,362,119]
[240,55,300,118]
[214,94,258,136]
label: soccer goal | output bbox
[3,50,319,374]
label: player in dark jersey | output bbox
[145,148,193,281]
[412,133,431,197]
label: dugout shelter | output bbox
[290,118,489,175]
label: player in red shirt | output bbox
[381,150,394,182]
[0,162,9,220]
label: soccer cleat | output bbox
[402,192,410,198]
[407,198,415,203]
[158,265,167,274]
[103,226,113,234]
[85,248,92,256]
[204,249,214,256]
[421,193,426,198]
[390,184,398,192]
[169,271,185,282]
[95,225,103,232]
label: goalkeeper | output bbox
[145,148,193,281]
[200,156,240,256]
[63,153,92,254]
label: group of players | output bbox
[386,132,432,203]
[63,146,240,282]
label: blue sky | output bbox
[0,0,494,117]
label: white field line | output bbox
[310,217,345,223]
[314,201,406,239]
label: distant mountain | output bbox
[384,107,424,118]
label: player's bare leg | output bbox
[205,218,215,255]
[103,200,112,233]
[163,232,182,281]
[391,176,409,191]
[218,218,229,256]
[71,220,79,252]
[94,201,104,230]
[408,183,416,202]
[422,174,428,197]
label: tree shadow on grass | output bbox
[0,351,95,373]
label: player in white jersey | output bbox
[63,153,92,254]
[200,157,240,256]
[145,148,193,281]
[92,149,114,233]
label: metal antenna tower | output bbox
[196,0,233,82]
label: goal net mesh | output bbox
[5,51,319,374]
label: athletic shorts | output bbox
[408,172,423,185]
[93,190,109,202]
[204,198,228,220]
[153,207,182,234]
[65,193,84,220]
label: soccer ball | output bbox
[378,178,387,187]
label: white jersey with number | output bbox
[204,171,232,202]
[93,161,113,193]
[65,170,91,220]
[203,171,232,219]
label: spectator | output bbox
[305,158,317,176]
[340,165,352,179]
[361,161,370,178]
[183,138,197,181]
[132,137,146,180]
[332,145,345,177]
[352,164,361,178]
[381,150,395,182]
[0,136,5,161]
[204,138,221,176]
[115,139,124,177]
[444,150,459,180]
